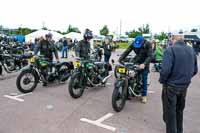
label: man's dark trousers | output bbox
[162,85,187,133]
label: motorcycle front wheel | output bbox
[112,79,127,112]
[68,73,85,98]
[16,70,38,93]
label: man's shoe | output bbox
[141,96,147,104]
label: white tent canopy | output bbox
[63,32,82,41]
[25,29,63,42]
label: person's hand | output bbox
[139,64,145,69]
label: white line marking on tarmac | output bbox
[4,92,33,102]
[148,90,155,94]
[15,93,33,98]
[4,95,24,102]
[80,113,116,132]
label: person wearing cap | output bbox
[76,29,93,59]
[119,35,153,103]
[34,33,59,62]
[159,31,198,133]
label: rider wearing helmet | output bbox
[76,29,93,59]
[119,36,153,103]
[34,33,59,62]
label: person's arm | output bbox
[52,44,59,60]
[143,42,153,66]
[75,41,81,57]
[119,44,133,63]
[193,51,198,76]
[159,48,174,84]
[34,42,41,55]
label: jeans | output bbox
[104,54,111,63]
[141,69,149,96]
[62,46,68,58]
[162,85,187,133]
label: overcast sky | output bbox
[0,0,200,34]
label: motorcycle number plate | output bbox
[118,68,126,73]
[29,57,35,63]
[74,61,81,67]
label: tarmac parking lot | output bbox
[0,49,200,133]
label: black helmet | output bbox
[84,29,93,40]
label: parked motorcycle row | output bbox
[0,43,31,74]
[1,46,146,112]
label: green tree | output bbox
[154,32,168,40]
[191,28,198,32]
[138,24,150,34]
[100,25,109,36]
[125,29,142,38]
[66,25,81,34]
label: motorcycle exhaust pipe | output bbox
[60,73,71,81]
[102,74,112,83]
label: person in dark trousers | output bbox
[76,29,93,59]
[62,38,68,58]
[119,36,153,103]
[159,32,198,133]
[103,38,112,63]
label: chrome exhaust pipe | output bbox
[102,74,112,83]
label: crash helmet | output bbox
[83,29,93,40]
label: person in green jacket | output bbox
[152,40,164,72]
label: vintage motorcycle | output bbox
[16,56,74,93]
[68,56,112,99]
[112,62,143,112]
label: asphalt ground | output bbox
[0,49,200,133]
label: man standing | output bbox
[119,36,153,103]
[159,32,198,133]
[61,38,68,58]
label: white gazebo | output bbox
[25,29,63,42]
[63,32,82,41]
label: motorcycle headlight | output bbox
[74,61,81,67]
[117,67,126,74]
[29,57,35,63]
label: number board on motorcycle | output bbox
[74,61,81,67]
[29,57,35,63]
[118,68,126,74]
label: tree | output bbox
[66,25,81,34]
[100,25,109,36]
[138,24,150,34]
[154,32,168,40]
[126,29,142,38]
[191,28,198,32]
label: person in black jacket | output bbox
[76,29,93,59]
[159,32,198,133]
[34,33,59,62]
[119,36,153,103]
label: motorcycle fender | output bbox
[21,66,40,79]
[71,72,81,79]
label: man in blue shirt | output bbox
[62,38,68,58]
[159,31,198,133]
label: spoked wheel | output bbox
[68,73,85,98]
[16,70,38,93]
[112,80,127,112]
